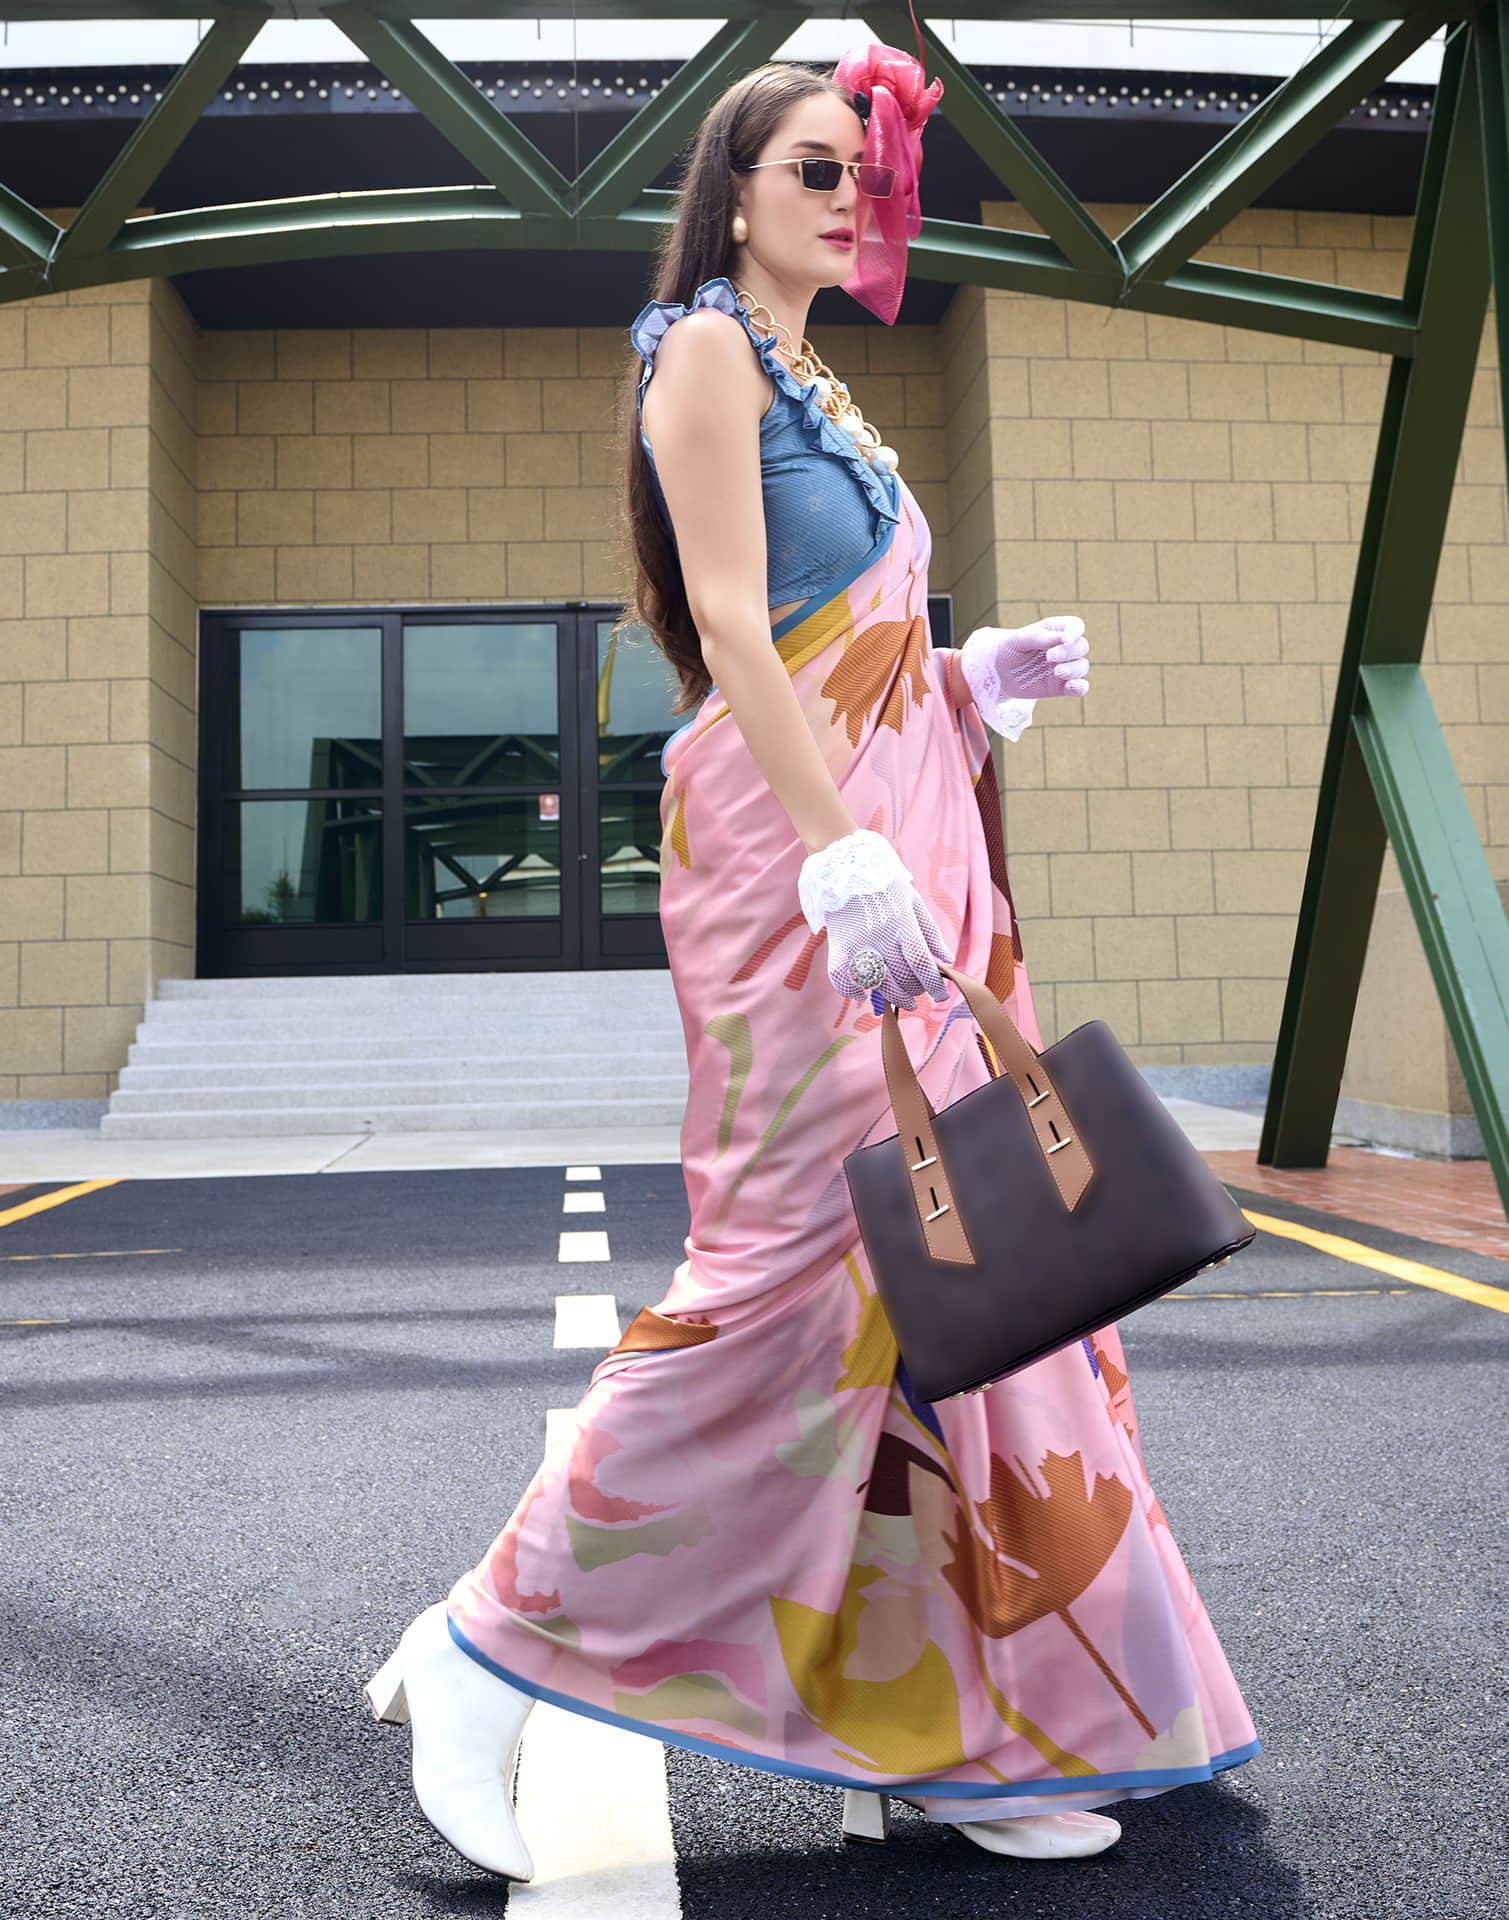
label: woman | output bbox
[363,41,1261,1881]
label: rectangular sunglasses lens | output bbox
[801,159,844,189]
[859,163,894,197]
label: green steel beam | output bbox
[0,183,58,273]
[1479,1,1509,487]
[1354,664,1509,1205]
[1118,12,1447,287]
[327,6,573,215]
[15,178,1416,357]
[1260,22,1487,1170]
[575,13,794,218]
[0,4,1474,21]
[863,5,1123,275]
[54,9,268,267]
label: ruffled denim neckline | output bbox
[631,275,900,528]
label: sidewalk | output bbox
[4,1104,1504,1262]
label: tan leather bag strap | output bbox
[878,962,1093,1267]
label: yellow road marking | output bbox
[1,1248,180,1261]
[0,1179,120,1229]
[2,1318,70,1326]
[1168,1288,1412,1298]
[1241,1208,1509,1315]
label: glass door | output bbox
[581,616,685,965]
[398,616,575,969]
[199,606,682,976]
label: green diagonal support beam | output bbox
[1260,23,1487,1172]
[1479,0,1509,464]
[575,13,794,218]
[1119,14,1447,286]
[864,5,1123,274]
[0,181,59,273]
[328,5,574,216]
[56,8,267,264]
[1354,665,1509,1204]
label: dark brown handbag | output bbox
[842,962,1256,1402]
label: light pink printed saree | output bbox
[446,472,1261,1816]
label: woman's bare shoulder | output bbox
[645,307,770,422]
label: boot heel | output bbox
[363,1647,410,1725]
[841,1790,892,1844]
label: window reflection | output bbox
[232,627,382,791]
[405,794,561,919]
[599,793,662,916]
[224,798,382,924]
[404,623,559,786]
[597,621,681,783]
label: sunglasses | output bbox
[745,156,896,198]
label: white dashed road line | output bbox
[553,1293,622,1349]
[510,1167,682,1914]
[512,1697,681,1915]
[558,1231,611,1263]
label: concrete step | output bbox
[124,1038,685,1071]
[106,971,687,1139]
[153,971,676,1000]
[113,1064,689,1102]
[137,1005,684,1036]
[100,1093,689,1139]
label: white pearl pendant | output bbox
[838,412,867,442]
[810,375,835,406]
[871,445,899,473]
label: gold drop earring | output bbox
[731,211,749,243]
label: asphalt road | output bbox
[1,1166,1504,1920]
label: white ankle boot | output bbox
[842,1789,1122,1858]
[364,1602,536,1881]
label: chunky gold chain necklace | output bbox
[734,287,899,478]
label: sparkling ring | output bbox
[847,947,886,990]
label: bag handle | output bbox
[877,962,1094,1266]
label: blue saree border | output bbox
[446,1614,1261,1800]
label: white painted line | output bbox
[554,1294,622,1349]
[562,1191,606,1213]
[558,1230,611,1263]
[511,1701,680,1916]
[564,1165,602,1181]
[516,1412,682,1915]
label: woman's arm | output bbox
[647,311,859,855]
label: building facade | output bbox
[0,33,1503,1155]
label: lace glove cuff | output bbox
[797,828,913,937]
[957,633,1037,743]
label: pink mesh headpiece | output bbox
[831,40,944,326]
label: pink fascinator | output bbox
[831,39,944,325]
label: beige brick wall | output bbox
[195,315,948,610]
[971,202,1509,1076]
[0,277,197,1105]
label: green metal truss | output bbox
[1,3,1505,1204]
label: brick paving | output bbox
[1203,1145,1509,1262]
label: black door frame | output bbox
[196,601,669,978]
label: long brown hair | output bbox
[612,61,857,717]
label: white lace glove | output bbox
[958,615,1091,741]
[798,828,953,1011]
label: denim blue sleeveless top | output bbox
[630,276,901,622]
